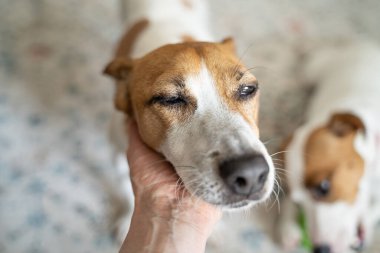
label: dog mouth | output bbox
[224,200,251,209]
[216,187,270,209]
[184,179,270,209]
[175,152,273,208]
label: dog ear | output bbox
[328,113,365,137]
[103,58,133,80]
[103,58,134,114]
[220,37,236,54]
[114,79,132,114]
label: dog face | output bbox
[105,39,274,209]
[304,113,365,204]
[287,113,367,252]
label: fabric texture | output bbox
[0,0,379,252]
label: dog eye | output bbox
[237,84,258,100]
[311,179,331,199]
[150,95,187,107]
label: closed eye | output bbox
[236,82,259,101]
[148,95,188,107]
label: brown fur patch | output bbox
[104,19,149,114]
[181,0,193,9]
[105,36,260,150]
[304,113,365,203]
[181,35,195,42]
[220,37,236,54]
[204,38,259,135]
[127,40,259,148]
[115,19,149,57]
[103,58,133,80]
[103,58,134,113]
[329,113,366,137]
[127,43,200,148]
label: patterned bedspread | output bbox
[0,1,379,253]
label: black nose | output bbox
[219,155,269,196]
[313,245,331,253]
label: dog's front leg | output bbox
[277,196,302,252]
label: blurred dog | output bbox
[280,42,380,253]
[104,0,275,242]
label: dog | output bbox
[280,42,380,253]
[104,0,275,243]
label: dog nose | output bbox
[313,245,331,253]
[219,155,269,196]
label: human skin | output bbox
[119,121,222,253]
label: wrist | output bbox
[121,208,217,253]
[137,192,221,228]
[120,199,220,253]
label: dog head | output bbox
[104,39,275,210]
[286,112,369,253]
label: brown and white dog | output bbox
[280,42,380,253]
[104,0,275,242]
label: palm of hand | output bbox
[127,122,194,212]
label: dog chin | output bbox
[202,191,269,210]
[222,200,252,210]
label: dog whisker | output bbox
[270,150,292,157]
[275,173,284,184]
[262,137,282,145]
[268,178,281,213]
[274,171,287,176]
[274,167,287,172]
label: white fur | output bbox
[282,42,380,253]
[125,0,212,58]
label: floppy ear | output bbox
[103,58,133,80]
[220,37,236,54]
[103,58,134,114]
[328,113,365,137]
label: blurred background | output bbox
[0,0,379,253]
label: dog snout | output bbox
[313,245,331,253]
[219,154,269,197]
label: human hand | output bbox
[120,120,221,253]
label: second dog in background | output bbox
[280,42,380,253]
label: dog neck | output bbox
[121,0,213,59]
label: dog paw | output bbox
[280,222,302,252]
